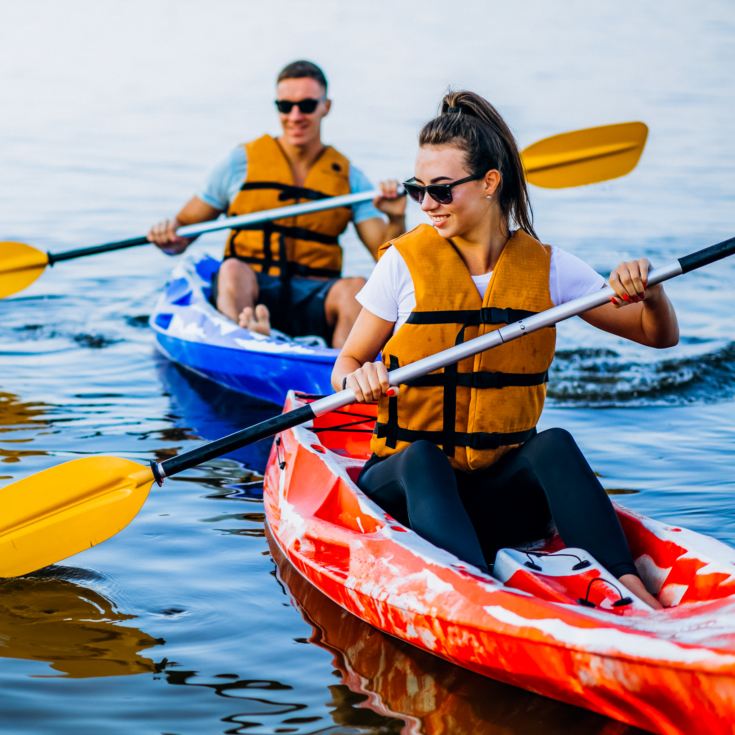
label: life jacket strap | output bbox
[402,370,549,389]
[406,306,542,326]
[238,181,333,203]
[374,423,537,450]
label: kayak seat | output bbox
[493,546,653,614]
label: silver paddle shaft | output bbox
[177,190,379,238]
[312,259,683,417]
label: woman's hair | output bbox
[419,90,536,238]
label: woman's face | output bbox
[412,144,492,239]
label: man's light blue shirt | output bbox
[200,144,382,224]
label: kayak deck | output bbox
[150,255,337,405]
[264,392,735,735]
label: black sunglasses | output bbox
[274,98,323,114]
[402,174,483,205]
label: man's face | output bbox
[275,77,330,148]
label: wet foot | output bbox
[238,304,271,336]
[619,573,663,609]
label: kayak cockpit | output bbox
[283,393,735,619]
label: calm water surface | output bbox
[0,1,733,733]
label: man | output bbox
[148,60,405,347]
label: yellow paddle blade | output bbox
[521,122,648,189]
[0,457,155,578]
[0,241,49,298]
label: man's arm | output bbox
[354,179,407,260]
[355,213,406,260]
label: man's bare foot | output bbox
[238,304,271,336]
[619,573,663,609]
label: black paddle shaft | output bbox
[47,236,150,264]
[153,403,317,483]
[678,236,735,274]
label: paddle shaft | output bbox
[46,190,379,264]
[152,235,735,482]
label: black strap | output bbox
[404,369,548,389]
[262,222,274,275]
[406,306,540,326]
[385,355,400,449]
[238,181,332,202]
[223,254,340,279]
[375,423,537,450]
[232,222,340,247]
[276,230,292,295]
[441,325,465,457]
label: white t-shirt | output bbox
[356,244,606,330]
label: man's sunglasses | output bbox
[402,174,483,205]
[274,98,323,114]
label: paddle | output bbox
[522,121,647,189]
[0,122,648,300]
[0,234,732,579]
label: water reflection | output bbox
[0,567,165,678]
[270,534,645,735]
[154,356,278,474]
[0,391,50,466]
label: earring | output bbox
[485,195,493,200]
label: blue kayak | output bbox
[150,255,337,405]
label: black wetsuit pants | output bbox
[358,428,638,578]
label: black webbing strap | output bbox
[237,181,331,202]
[223,254,341,280]
[441,325,465,457]
[384,355,400,449]
[406,306,539,326]
[404,369,549,389]
[231,222,340,246]
[277,230,292,296]
[262,222,274,275]
[374,424,537,450]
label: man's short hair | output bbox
[277,60,328,93]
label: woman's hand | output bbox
[342,361,391,403]
[373,179,406,221]
[148,217,192,255]
[609,258,662,307]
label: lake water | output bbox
[0,1,733,732]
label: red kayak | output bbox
[263,392,735,735]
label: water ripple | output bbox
[550,340,735,406]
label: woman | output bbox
[333,91,678,609]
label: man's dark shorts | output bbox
[211,266,337,343]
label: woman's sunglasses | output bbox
[402,174,483,205]
[274,98,323,114]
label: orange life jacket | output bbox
[224,134,352,279]
[370,225,556,471]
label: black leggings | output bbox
[358,428,637,578]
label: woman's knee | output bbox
[526,427,579,462]
[398,440,455,484]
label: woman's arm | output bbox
[580,258,679,347]
[331,308,395,402]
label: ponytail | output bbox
[419,90,536,239]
